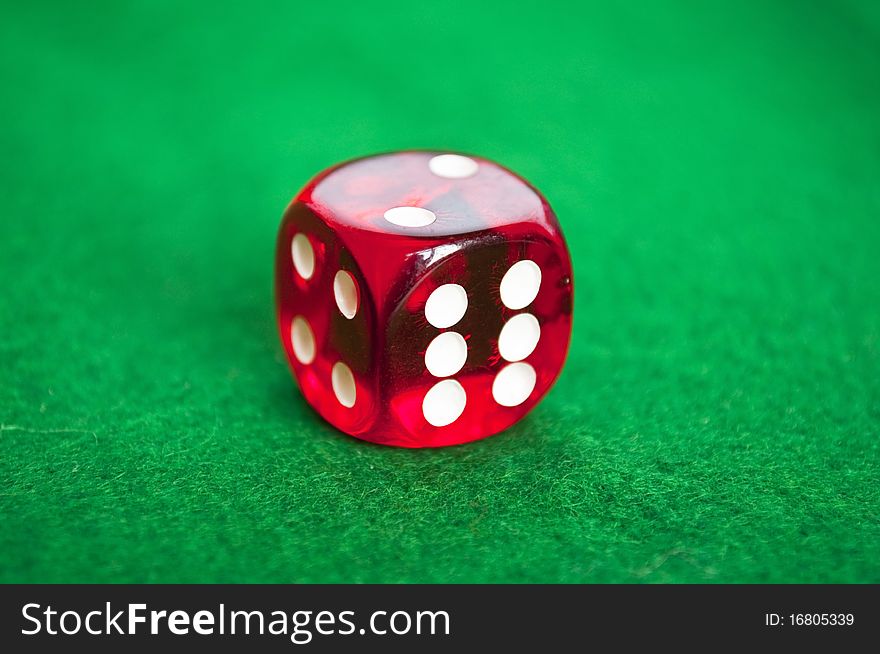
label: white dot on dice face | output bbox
[333,270,359,319]
[492,362,537,407]
[291,233,315,280]
[499,260,542,310]
[428,154,479,179]
[383,206,437,228]
[424,283,468,328]
[422,379,467,427]
[290,316,316,365]
[424,331,468,377]
[331,361,356,408]
[498,313,541,362]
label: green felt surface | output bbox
[1,0,878,584]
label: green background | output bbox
[1,0,878,583]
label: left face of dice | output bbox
[276,151,573,447]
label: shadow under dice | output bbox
[275,151,573,447]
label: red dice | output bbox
[275,152,573,447]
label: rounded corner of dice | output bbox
[274,151,573,448]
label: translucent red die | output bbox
[275,151,573,447]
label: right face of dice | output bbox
[275,151,573,447]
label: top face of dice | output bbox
[276,151,573,448]
[298,151,562,240]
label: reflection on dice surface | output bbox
[275,151,573,447]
